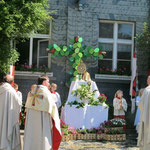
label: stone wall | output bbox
[15,0,150,128]
[48,0,149,96]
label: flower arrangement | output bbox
[101,120,113,128]
[72,82,97,103]
[101,118,125,128]
[98,93,107,103]
[61,120,77,136]
[105,128,125,135]
[110,118,126,127]
[61,120,69,128]
[68,88,109,108]
[98,67,131,76]
[68,127,77,135]
[96,126,104,134]
[15,63,50,73]
[61,120,69,135]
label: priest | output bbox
[24,75,61,150]
[0,74,22,150]
[138,75,150,150]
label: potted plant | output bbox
[68,127,77,140]
[104,128,126,141]
[95,67,131,81]
[96,127,105,140]
[98,93,107,104]
[86,128,97,140]
[101,118,125,133]
[76,129,87,140]
[15,63,53,78]
[61,120,70,142]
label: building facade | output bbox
[15,0,150,128]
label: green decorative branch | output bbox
[48,36,105,83]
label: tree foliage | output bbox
[0,0,50,74]
[136,23,150,51]
[136,23,150,68]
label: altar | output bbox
[66,80,100,103]
[63,80,109,129]
[64,104,108,129]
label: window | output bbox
[16,19,52,69]
[98,20,134,73]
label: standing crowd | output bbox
[0,74,61,150]
[0,74,150,150]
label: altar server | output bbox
[50,83,62,109]
[113,90,127,120]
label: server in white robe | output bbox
[0,75,22,150]
[138,76,150,150]
[24,75,61,150]
[50,83,61,109]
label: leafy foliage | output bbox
[72,82,97,102]
[47,36,105,83]
[136,23,150,51]
[68,83,108,108]
[105,128,125,135]
[68,100,85,108]
[136,22,150,67]
[98,93,107,103]
[0,0,50,75]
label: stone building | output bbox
[15,0,150,128]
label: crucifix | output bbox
[47,36,105,83]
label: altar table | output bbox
[64,105,108,129]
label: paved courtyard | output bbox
[59,139,139,150]
[21,130,139,150]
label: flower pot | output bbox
[95,74,131,81]
[104,134,126,141]
[104,127,123,133]
[77,134,87,140]
[61,135,70,142]
[69,134,77,140]
[86,134,97,140]
[97,134,104,140]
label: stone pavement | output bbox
[20,130,139,150]
[59,139,139,150]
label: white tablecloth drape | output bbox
[64,105,108,129]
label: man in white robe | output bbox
[24,75,61,150]
[0,75,22,150]
[138,76,150,150]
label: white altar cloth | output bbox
[66,80,100,103]
[64,105,108,129]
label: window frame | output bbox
[98,20,135,71]
[29,19,52,69]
